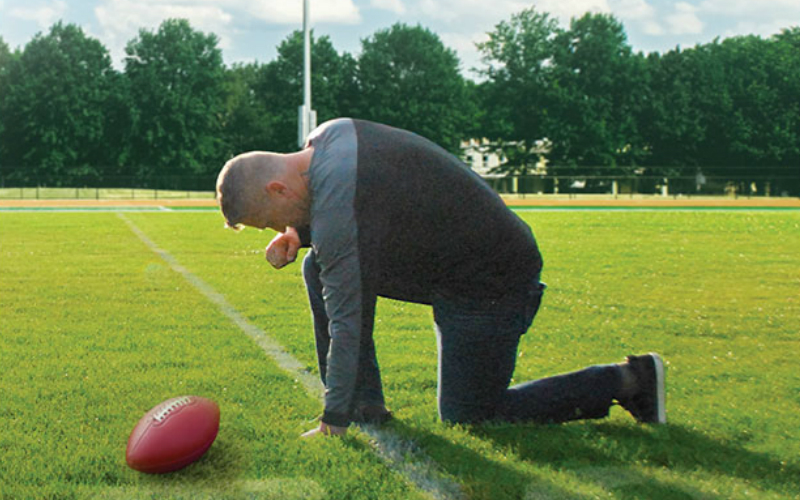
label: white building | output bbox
[460,138,507,178]
[461,138,551,177]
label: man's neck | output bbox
[282,147,313,205]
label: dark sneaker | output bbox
[619,353,666,424]
[351,405,393,425]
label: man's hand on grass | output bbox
[301,421,348,438]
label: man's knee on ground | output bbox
[438,400,494,425]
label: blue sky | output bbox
[1,0,798,77]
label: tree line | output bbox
[0,8,798,185]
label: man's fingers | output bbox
[301,427,322,438]
[265,233,292,269]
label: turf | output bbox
[1,210,799,499]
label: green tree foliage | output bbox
[0,36,15,166]
[477,8,560,148]
[645,34,800,175]
[256,31,358,152]
[220,63,275,158]
[124,19,225,177]
[478,10,650,175]
[0,13,798,185]
[718,35,799,168]
[356,23,472,153]
[640,49,705,169]
[0,24,119,181]
[548,13,649,171]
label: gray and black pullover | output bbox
[302,118,542,426]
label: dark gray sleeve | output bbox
[307,119,365,426]
[314,206,363,426]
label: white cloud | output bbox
[614,0,655,20]
[697,0,800,38]
[439,30,488,73]
[665,2,703,35]
[698,0,800,17]
[371,0,405,15]
[241,0,360,24]
[94,0,235,67]
[415,0,531,24]
[92,0,361,67]
[10,0,67,29]
[612,0,665,35]
[723,19,791,39]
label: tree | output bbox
[356,23,472,153]
[772,28,800,169]
[220,63,276,158]
[548,13,649,171]
[640,48,705,169]
[720,35,800,169]
[476,7,561,168]
[0,24,119,181]
[0,36,15,168]
[256,31,358,152]
[124,18,226,178]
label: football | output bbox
[126,395,220,474]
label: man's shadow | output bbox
[380,419,799,499]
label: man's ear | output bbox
[265,180,287,196]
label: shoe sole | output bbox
[649,352,667,424]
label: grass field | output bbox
[1,209,799,499]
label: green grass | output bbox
[1,210,799,499]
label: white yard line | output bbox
[117,213,464,500]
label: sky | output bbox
[1,0,798,78]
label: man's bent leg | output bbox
[499,364,622,422]
[303,251,332,385]
[434,284,621,424]
[433,292,526,423]
[435,319,519,423]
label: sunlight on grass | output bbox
[1,210,799,499]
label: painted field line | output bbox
[0,206,170,212]
[117,213,464,500]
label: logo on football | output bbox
[126,395,220,474]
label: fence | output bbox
[0,168,798,199]
[0,172,217,200]
[484,166,800,198]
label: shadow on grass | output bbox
[377,419,590,500]
[469,420,800,499]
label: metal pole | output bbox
[298,0,317,148]
[303,0,311,113]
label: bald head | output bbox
[216,151,287,229]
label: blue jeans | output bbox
[304,250,621,424]
[433,282,622,424]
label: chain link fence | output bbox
[483,166,800,199]
[0,171,217,200]
[1,167,798,200]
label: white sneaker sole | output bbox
[649,352,667,424]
